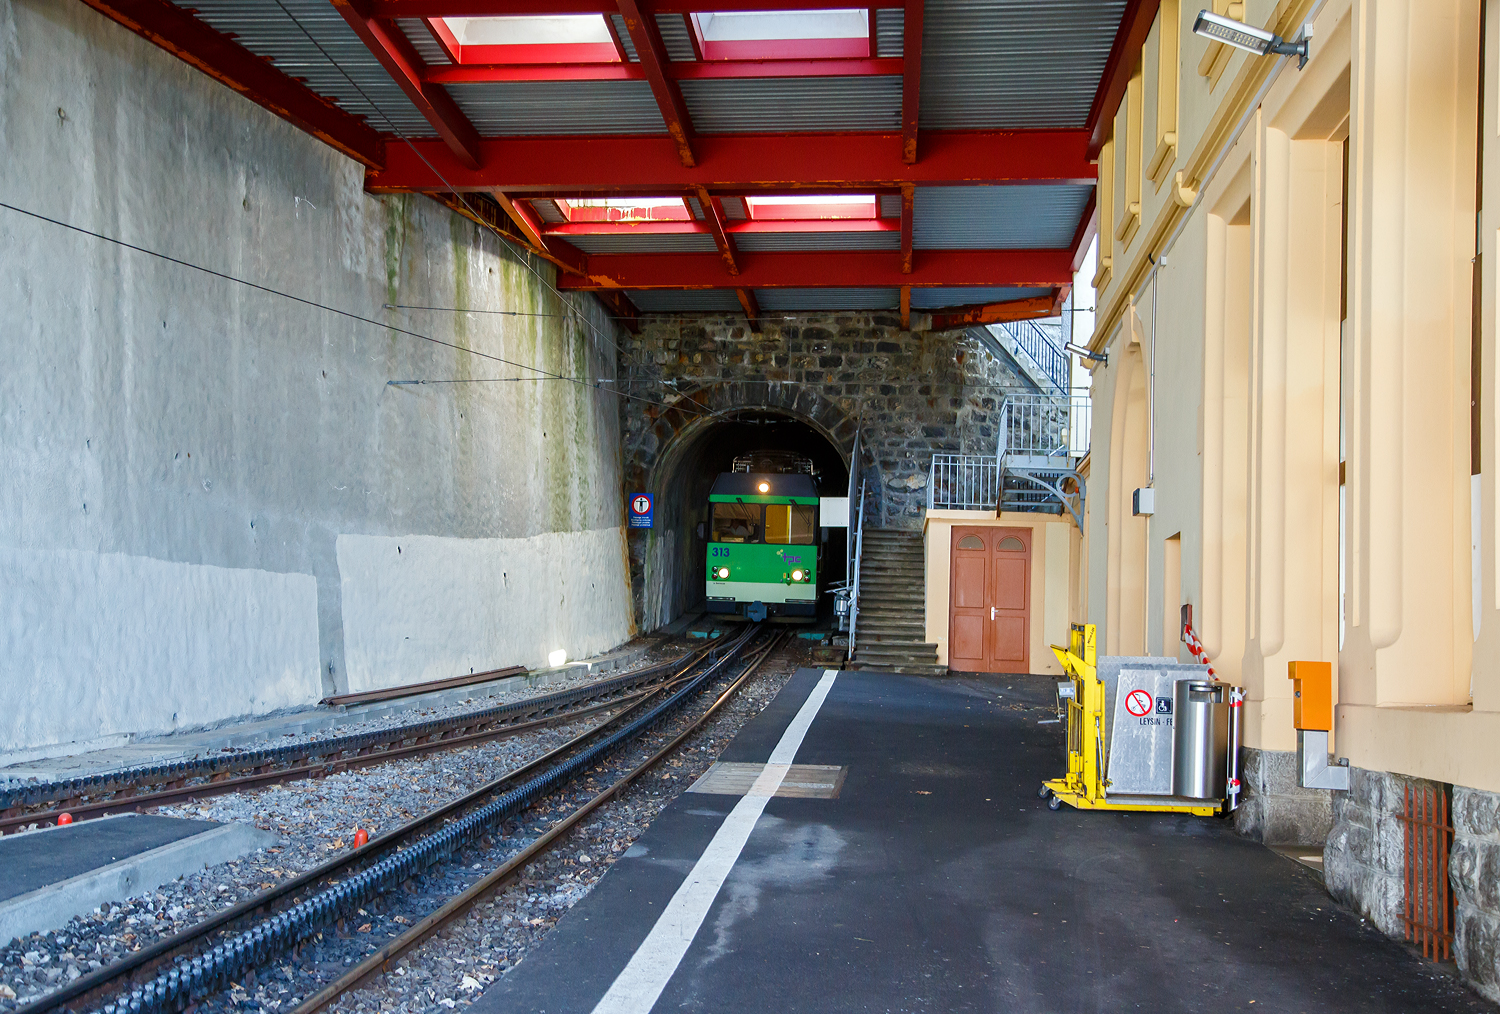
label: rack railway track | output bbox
[24,624,780,1014]
[0,643,710,836]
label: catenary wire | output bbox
[0,199,697,417]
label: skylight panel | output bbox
[690,9,869,60]
[436,15,620,65]
[558,197,691,223]
[744,194,878,220]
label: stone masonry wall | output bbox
[1452,785,1500,1002]
[620,314,1039,528]
[1323,767,1415,940]
[1233,747,1335,847]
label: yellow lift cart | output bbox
[1039,623,1238,817]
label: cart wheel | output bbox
[1047,795,1063,811]
[1038,785,1051,799]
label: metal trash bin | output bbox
[1172,680,1229,800]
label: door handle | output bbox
[991,606,997,621]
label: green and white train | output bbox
[704,455,820,622]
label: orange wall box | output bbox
[1288,661,1347,789]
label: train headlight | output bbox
[757,482,770,493]
[791,569,805,582]
[716,567,730,579]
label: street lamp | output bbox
[1192,10,1309,69]
[1064,342,1107,366]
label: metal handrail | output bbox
[928,455,1004,511]
[997,319,1070,392]
[849,479,866,655]
[998,393,1092,459]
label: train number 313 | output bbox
[711,547,730,558]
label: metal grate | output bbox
[1402,783,1454,962]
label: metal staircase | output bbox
[928,393,1091,526]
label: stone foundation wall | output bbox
[1323,768,1414,939]
[1453,785,1500,1002]
[1233,747,1335,846]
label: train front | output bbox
[704,471,819,622]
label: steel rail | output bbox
[27,627,762,1014]
[290,631,787,1014]
[0,645,712,829]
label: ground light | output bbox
[548,649,567,667]
[1192,10,1310,68]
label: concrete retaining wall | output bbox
[0,0,633,757]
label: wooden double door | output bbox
[948,526,1031,674]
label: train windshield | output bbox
[764,504,815,544]
[711,502,762,543]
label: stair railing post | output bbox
[850,480,866,656]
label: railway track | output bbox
[0,642,709,835]
[27,624,779,1014]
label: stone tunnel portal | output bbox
[637,409,850,632]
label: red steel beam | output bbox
[77,0,385,168]
[615,0,697,167]
[899,183,914,273]
[927,292,1059,330]
[900,0,923,164]
[492,193,590,275]
[1085,0,1160,159]
[1069,191,1098,273]
[737,288,762,330]
[330,1,483,169]
[372,0,868,15]
[367,130,1095,192]
[899,285,911,329]
[696,188,740,275]
[559,248,1074,290]
[423,57,902,83]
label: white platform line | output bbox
[589,670,840,1014]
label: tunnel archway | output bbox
[633,386,857,631]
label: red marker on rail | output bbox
[57,813,73,825]
[352,828,368,848]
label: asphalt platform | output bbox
[473,668,1495,1013]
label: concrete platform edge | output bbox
[0,818,278,945]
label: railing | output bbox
[998,393,1092,460]
[927,455,1003,511]
[849,480,867,655]
[995,320,1070,392]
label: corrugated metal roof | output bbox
[656,13,698,61]
[913,184,1091,248]
[721,197,747,220]
[680,76,901,133]
[561,233,720,254]
[627,289,744,312]
[446,81,665,134]
[179,0,435,136]
[686,196,705,219]
[910,286,1052,309]
[875,8,905,57]
[609,14,640,61]
[756,288,900,310]
[398,19,450,66]
[920,0,1126,129]
[734,230,901,251]
[530,200,566,224]
[879,193,903,218]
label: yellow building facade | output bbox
[1083,0,1500,994]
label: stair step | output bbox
[845,662,949,676]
